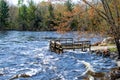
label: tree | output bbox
[19,4,28,30]
[47,3,56,31]
[0,0,9,30]
[48,3,54,19]
[65,0,73,12]
[33,5,44,31]
[9,5,19,30]
[83,0,120,59]
[53,1,75,33]
[18,0,28,30]
[37,1,50,30]
[27,0,37,30]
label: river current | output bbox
[0,31,116,80]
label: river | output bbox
[0,31,116,80]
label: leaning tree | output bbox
[83,0,120,59]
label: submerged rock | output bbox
[101,37,114,44]
[92,49,110,57]
[87,70,105,78]
[10,74,31,80]
[0,73,4,76]
[84,70,110,80]
[102,49,110,57]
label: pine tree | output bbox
[48,3,54,19]
[19,4,28,30]
[47,3,55,31]
[18,0,29,30]
[0,0,9,30]
[27,0,36,30]
[65,0,73,12]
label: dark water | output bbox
[0,31,116,80]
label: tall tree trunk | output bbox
[115,38,120,59]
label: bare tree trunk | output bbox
[115,38,120,59]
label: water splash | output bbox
[81,61,94,76]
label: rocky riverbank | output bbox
[87,45,120,80]
[91,36,120,66]
[83,67,120,80]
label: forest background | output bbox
[0,0,109,32]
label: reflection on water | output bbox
[0,31,116,80]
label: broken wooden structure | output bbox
[49,38,91,53]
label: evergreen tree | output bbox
[27,0,36,30]
[65,0,73,12]
[9,5,19,30]
[19,4,28,30]
[18,0,28,30]
[47,3,55,31]
[48,3,54,19]
[34,6,46,31]
[0,0,9,30]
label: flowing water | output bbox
[0,31,117,80]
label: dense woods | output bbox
[0,0,118,33]
[0,0,109,32]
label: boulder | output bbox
[86,70,106,80]
[95,50,103,56]
[94,48,110,57]
[101,37,114,44]
[10,74,31,80]
[109,67,120,80]
[102,49,110,57]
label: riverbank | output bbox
[91,45,116,51]
[91,45,120,66]
[88,45,120,80]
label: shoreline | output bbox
[83,45,120,79]
[91,45,116,51]
[91,45,120,66]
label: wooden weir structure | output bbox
[49,38,91,53]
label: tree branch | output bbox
[82,0,108,22]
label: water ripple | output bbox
[0,31,116,80]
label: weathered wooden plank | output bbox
[49,38,91,53]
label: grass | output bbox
[107,43,116,46]
[109,47,117,52]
